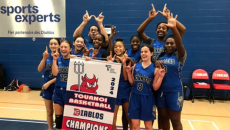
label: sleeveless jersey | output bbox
[55,56,70,88]
[158,52,187,92]
[132,62,155,95]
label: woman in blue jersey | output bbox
[52,40,72,130]
[106,36,134,130]
[71,35,85,57]
[156,13,187,130]
[83,33,107,60]
[126,44,165,130]
[38,38,60,130]
[126,35,142,63]
[137,4,186,61]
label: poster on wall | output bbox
[0,0,66,38]
[62,58,121,130]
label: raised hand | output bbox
[53,48,60,60]
[60,38,65,42]
[83,10,93,23]
[158,66,166,77]
[149,4,159,19]
[107,51,116,62]
[94,12,104,24]
[154,60,164,68]
[82,44,93,56]
[92,46,101,58]
[116,55,128,64]
[124,50,128,58]
[125,61,133,73]
[43,46,49,60]
[159,4,170,19]
[110,26,119,39]
[165,13,177,29]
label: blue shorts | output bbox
[52,87,66,107]
[155,91,184,111]
[128,92,156,121]
[40,86,55,100]
[116,87,131,105]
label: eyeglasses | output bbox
[90,29,98,32]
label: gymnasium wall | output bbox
[0,0,229,90]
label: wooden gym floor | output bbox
[0,90,230,130]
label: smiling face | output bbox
[156,23,168,39]
[93,34,104,49]
[88,26,99,40]
[60,42,72,57]
[74,37,84,51]
[165,37,176,54]
[141,46,153,62]
[49,39,60,52]
[114,41,126,56]
[130,36,141,51]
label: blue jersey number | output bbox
[60,74,68,82]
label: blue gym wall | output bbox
[0,0,229,90]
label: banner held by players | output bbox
[62,58,121,130]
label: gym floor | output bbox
[0,90,229,130]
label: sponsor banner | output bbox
[0,0,66,37]
[63,58,121,130]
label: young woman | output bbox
[126,35,142,63]
[38,38,60,130]
[137,4,186,61]
[71,35,85,57]
[106,37,134,130]
[52,40,72,130]
[82,33,107,60]
[126,44,165,130]
[156,13,187,130]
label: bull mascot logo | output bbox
[71,74,99,94]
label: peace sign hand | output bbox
[159,4,170,19]
[107,51,116,62]
[165,13,178,29]
[158,66,166,77]
[110,26,119,39]
[53,48,60,60]
[92,46,101,58]
[43,46,49,60]
[116,55,128,64]
[125,61,133,73]
[83,10,93,23]
[94,12,104,24]
[149,4,159,19]
[82,44,93,56]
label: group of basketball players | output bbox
[38,3,186,130]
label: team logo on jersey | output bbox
[152,105,157,117]
[177,94,183,108]
[71,74,99,94]
[137,83,143,91]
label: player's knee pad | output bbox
[55,115,63,129]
